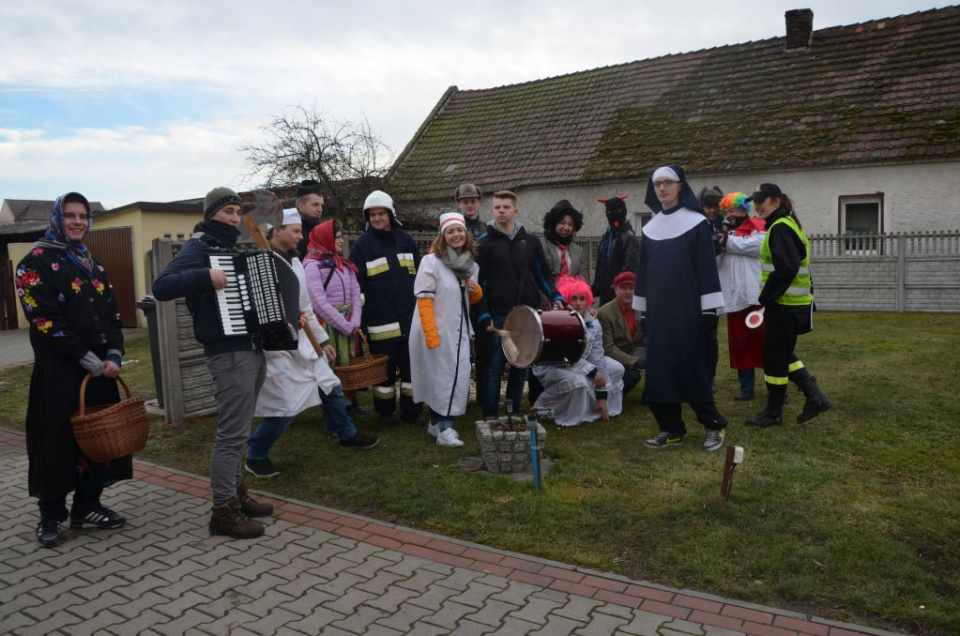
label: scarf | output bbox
[41,195,94,276]
[305,219,358,273]
[440,247,475,281]
[193,219,241,247]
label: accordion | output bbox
[209,250,300,351]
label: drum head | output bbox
[502,306,543,369]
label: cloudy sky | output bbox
[0,0,948,209]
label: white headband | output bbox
[439,212,466,233]
[652,166,680,182]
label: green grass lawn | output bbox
[2,313,958,635]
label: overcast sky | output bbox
[0,0,949,209]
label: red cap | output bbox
[613,271,636,287]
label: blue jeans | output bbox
[737,368,756,393]
[247,416,294,461]
[320,386,357,441]
[428,408,453,432]
[482,316,527,417]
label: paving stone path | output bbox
[0,431,905,636]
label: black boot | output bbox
[791,369,833,423]
[745,384,786,428]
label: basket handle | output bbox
[353,328,371,358]
[78,373,133,417]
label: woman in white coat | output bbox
[409,212,484,447]
[246,211,379,479]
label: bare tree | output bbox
[241,104,393,225]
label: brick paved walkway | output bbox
[0,431,905,636]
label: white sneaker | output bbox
[427,421,440,438]
[436,428,464,447]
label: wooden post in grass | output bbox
[721,445,744,500]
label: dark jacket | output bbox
[152,231,260,355]
[592,225,640,303]
[759,208,808,307]
[349,227,421,336]
[475,222,562,322]
[16,245,123,363]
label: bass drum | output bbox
[502,307,586,369]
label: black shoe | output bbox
[745,408,783,428]
[733,391,754,401]
[796,377,833,423]
[70,506,126,530]
[644,431,685,449]
[378,414,399,427]
[245,458,280,478]
[346,402,370,417]
[37,518,65,548]
[340,433,380,450]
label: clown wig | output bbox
[556,275,593,306]
[719,192,754,216]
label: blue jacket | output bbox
[349,228,421,339]
[152,232,260,355]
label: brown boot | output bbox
[209,498,264,539]
[237,484,274,518]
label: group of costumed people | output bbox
[16,169,832,545]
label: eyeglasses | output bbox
[653,180,679,189]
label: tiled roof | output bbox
[3,199,105,223]
[390,6,960,202]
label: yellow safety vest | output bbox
[759,216,812,306]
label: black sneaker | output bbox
[245,458,280,478]
[645,432,685,449]
[346,402,370,417]
[340,433,380,450]
[37,518,65,548]
[70,507,126,530]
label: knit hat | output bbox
[362,190,401,228]
[440,212,466,233]
[203,187,241,220]
[455,183,482,201]
[699,185,724,209]
[296,179,322,198]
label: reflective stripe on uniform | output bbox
[765,375,789,385]
[400,382,413,397]
[368,323,402,340]
[786,285,811,295]
[761,263,810,274]
[397,252,416,274]
[788,360,805,373]
[373,385,396,397]
[366,257,389,276]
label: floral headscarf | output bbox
[40,193,94,276]
[306,219,358,273]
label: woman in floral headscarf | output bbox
[15,192,131,549]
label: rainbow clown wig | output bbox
[719,192,754,216]
[556,275,593,306]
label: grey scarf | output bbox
[440,247,474,281]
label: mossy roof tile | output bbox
[391,6,960,202]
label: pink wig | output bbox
[556,275,593,306]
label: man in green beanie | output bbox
[153,187,274,540]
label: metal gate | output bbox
[86,227,137,327]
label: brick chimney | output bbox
[785,8,813,50]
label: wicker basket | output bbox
[71,374,150,463]
[334,329,389,391]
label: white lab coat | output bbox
[409,254,477,418]
[716,226,766,315]
[255,256,340,417]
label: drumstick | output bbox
[493,328,521,362]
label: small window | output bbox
[839,194,883,254]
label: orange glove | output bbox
[417,297,441,349]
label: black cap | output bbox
[747,183,783,203]
[296,179,322,198]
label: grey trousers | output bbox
[206,349,266,504]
